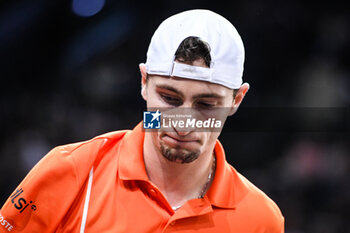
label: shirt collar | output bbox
[206,141,249,209]
[118,122,249,209]
[118,122,149,181]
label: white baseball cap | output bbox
[145,9,245,89]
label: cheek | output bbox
[200,132,219,145]
[155,131,162,144]
[146,92,165,108]
[149,131,161,149]
[206,132,220,146]
[198,132,219,154]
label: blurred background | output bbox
[0,0,349,232]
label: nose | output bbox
[172,107,193,137]
[181,101,192,108]
[173,126,191,137]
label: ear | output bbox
[229,82,250,116]
[139,63,148,101]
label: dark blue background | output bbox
[0,0,349,232]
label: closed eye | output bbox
[160,94,182,106]
[195,101,216,110]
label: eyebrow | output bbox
[156,85,184,98]
[192,93,224,100]
[155,84,224,100]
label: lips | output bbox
[161,133,199,148]
[164,133,198,142]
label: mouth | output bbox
[161,133,199,148]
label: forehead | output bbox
[147,75,233,98]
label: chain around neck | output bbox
[172,155,216,211]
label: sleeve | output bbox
[0,146,81,233]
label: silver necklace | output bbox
[172,156,216,211]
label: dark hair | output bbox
[174,36,212,67]
[175,36,238,98]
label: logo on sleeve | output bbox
[10,188,37,213]
[0,213,14,232]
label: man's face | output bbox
[142,60,238,164]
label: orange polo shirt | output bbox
[0,123,284,232]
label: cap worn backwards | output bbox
[145,9,245,89]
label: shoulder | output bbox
[232,167,284,232]
[55,129,130,156]
[0,129,132,232]
[16,129,131,190]
[37,130,129,167]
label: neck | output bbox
[143,133,215,209]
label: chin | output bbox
[159,143,200,164]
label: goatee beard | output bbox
[160,144,200,164]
